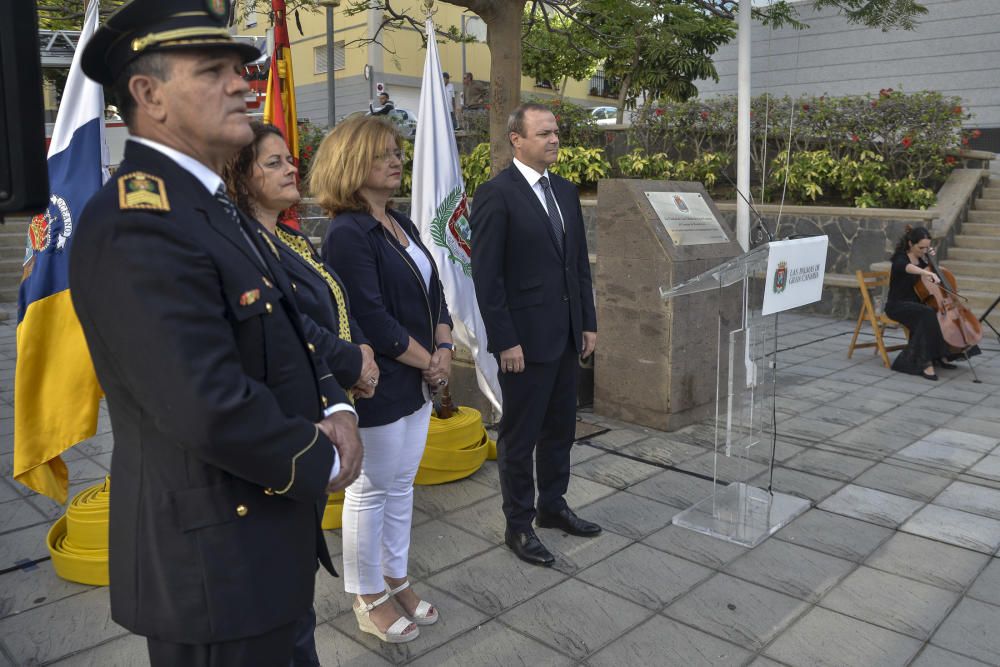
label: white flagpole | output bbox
[737,0,752,251]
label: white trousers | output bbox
[342,401,431,594]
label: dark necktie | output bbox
[538,176,564,254]
[214,185,268,269]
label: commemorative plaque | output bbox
[645,191,728,246]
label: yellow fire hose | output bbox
[47,477,110,586]
[322,406,496,527]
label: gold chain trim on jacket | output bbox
[273,425,320,495]
[277,230,351,342]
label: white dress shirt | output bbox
[512,157,565,230]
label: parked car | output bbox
[589,105,629,126]
[387,108,418,139]
[341,106,419,139]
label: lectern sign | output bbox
[762,236,829,315]
[645,191,729,246]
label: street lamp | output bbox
[318,0,341,128]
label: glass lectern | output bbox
[660,242,811,547]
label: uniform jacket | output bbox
[470,164,597,363]
[274,222,369,390]
[322,209,452,427]
[69,140,339,644]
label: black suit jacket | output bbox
[69,141,338,644]
[275,222,368,390]
[470,164,596,363]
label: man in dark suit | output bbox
[471,103,600,567]
[69,2,362,665]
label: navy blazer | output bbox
[274,222,369,390]
[470,164,596,363]
[323,209,452,427]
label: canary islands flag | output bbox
[14,1,106,503]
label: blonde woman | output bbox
[311,116,454,644]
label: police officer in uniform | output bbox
[70,2,362,665]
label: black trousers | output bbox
[496,336,579,531]
[147,617,298,667]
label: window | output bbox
[314,41,346,74]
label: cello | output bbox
[913,248,983,364]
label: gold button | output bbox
[265,302,273,314]
[262,276,273,288]
[322,396,328,408]
[264,488,275,496]
[236,504,248,517]
[307,343,316,353]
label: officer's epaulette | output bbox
[117,171,170,212]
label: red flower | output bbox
[699,111,709,120]
[901,136,912,148]
[484,104,491,110]
[801,104,810,112]
[962,137,969,145]
[871,101,878,108]
[851,134,859,142]
[972,129,982,138]
[305,145,314,152]
[945,156,956,165]
[953,106,963,115]
[555,115,561,122]
[655,109,665,117]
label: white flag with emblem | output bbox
[412,16,501,412]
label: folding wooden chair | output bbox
[847,270,908,368]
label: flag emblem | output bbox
[118,172,170,211]
[430,187,472,277]
[774,261,788,293]
[29,212,52,254]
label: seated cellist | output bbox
[885,226,957,381]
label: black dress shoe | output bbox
[536,507,602,537]
[504,529,555,566]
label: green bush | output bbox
[460,143,492,196]
[549,146,611,187]
[627,88,966,207]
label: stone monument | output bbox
[594,179,742,431]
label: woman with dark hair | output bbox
[223,121,379,666]
[885,226,953,380]
[310,115,453,645]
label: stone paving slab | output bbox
[664,573,809,651]
[864,532,991,593]
[764,606,923,667]
[819,565,960,639]
[4,312,1000,666]
[930,597,1000,665]
[588,615,752,667]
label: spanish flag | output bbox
[263,0,299,162]
[14,1,106,504]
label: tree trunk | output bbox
[559,76,569,102]
[482,0,527,175]
[615,72,631,124]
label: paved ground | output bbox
[2,311,1000,666]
